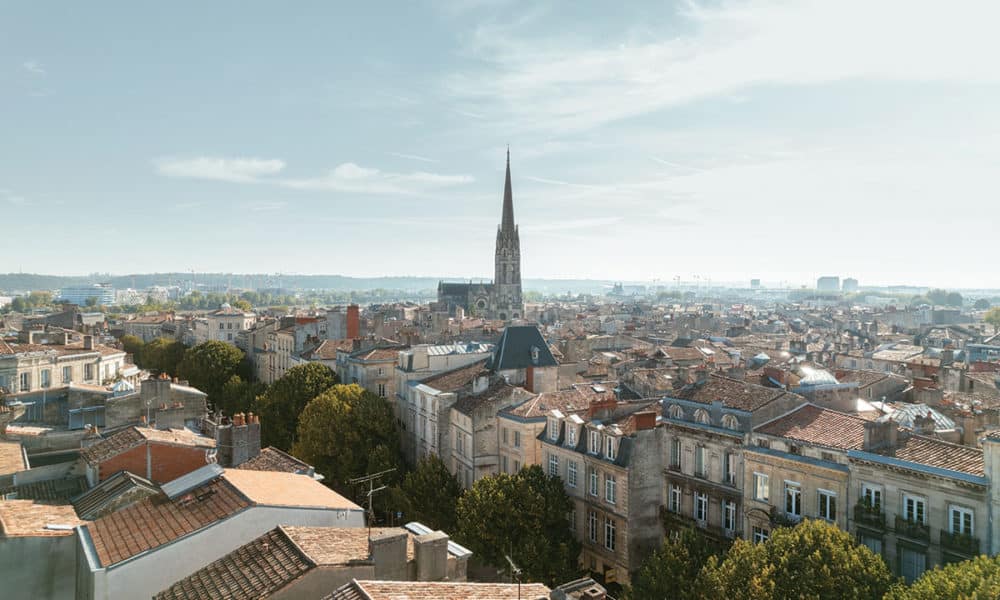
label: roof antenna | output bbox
[349,468,396,542]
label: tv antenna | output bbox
[505,554,522,600]
[349,468,396,540]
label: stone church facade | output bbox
[437,151,524,320]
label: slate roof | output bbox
[236,447,313,475]
[756,404,868,450]
[489,325,558,371]
[671,373,799,412]
[419,359,488,392]
[324,580,552,600]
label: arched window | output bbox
[668,404,683,420]
[722,414,740,430]
[694,409,710,425]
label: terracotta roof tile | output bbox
[0,501,87,537]
[673,373,798,412]
[419,359,489,392]
[325,580,552,600]
[877,435,984,477]
[221,470,361,510]
[0,441,27,476]
[285,526,415,564]
[80,427,215,465]
[236,447,313,474]
[502,383,615,420]
[756,404,868,450]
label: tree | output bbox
[120,335,145,361]
[625,528,724,600]
[177,341,245,406]
[392,455,462,533]
[231,299,252,312]
[218,375,265,417]
[141,337,186,376]
[456,466,581,587]
[884,554,1000,600]
[927,289,950,305]
[974,298,991,310]
[700,519,895,600]
[946,292,964,307]
[292,384,402,496]
[985,307,1000,328]
[256,362,338,450]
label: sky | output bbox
[2,0,999,289]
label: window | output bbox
[694,409,710,424]
[694,492,708,522]
[755,438,770,449]
[588,511,597,542]
[722,414,739,430]
[219,322,225,329]
[785,482,802,518]
[752,526,770,544]
[861,483,882,510]
[904,494,926,524]
[724,452,736,485]
[20,372,30,391]
[567,426,576,446]
[514,460,520,472]
[669,438,681,469]
[85,364,94,380]
[589,469,598,496]
[514,430,521,448]
[377,367,384,376]
[568,461,578,487]
[548,418,559,441]
[821,451,835,462]
[754,473,769,501]
[860,535,883,556]
[377,383,386,398]
[604,517,616,552]
[695,446,706,478]
[502,427,508,445]
[502,455,508,473]
[569,509,577,532]
[723,500,737,532]
[669,485,681,513]
[548,454,559,477]
[605,474,617,504]
[950,505,973,536]
[41,369,51,388]
[788,444,800,455]
[818,489,837,521]
[227,322,233,329]
[669,404,683,419]
[605,436,616,460]
[589,430,600,454]
[62,366,72,383]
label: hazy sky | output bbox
[3,1,999,288]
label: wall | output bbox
[0,535,79,600]
[94,505,364,600]
[96,442,212,484]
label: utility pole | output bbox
[349,468,396,540]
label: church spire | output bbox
[501,147,515,233]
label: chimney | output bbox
[347,304,360,339]
[914,413,937,435]
[472,373,490,395]
[863,419,898,452]
[941,349,954,366]
[632,410,657,431]
[369,530,409,580]
[414,531,449,581]
[83,335,94,350]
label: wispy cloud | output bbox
[523,175,604,190]
[154,156,474,195]
[523,216,623,232]
[1,190,29,206]
[387,151,440,163]
[22,60,45,75]
[155,157,286,183]
[249,201,287,212]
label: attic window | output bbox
[605,435,617,460]
[548,418,559,441]
[531,346,540,364]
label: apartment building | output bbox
[0,332,127,395]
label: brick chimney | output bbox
[913,413,937,435]
[632,410,657,431]
[83,335,94,350]
[347,304,360,339]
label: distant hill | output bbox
[0,273,620,295]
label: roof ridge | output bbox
[275,525,319,568]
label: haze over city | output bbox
[4,1,999,288]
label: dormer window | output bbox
[589,430,600,454]
[548,418,559,441]
[722,414,739,430]
[694,409,711,425]
[668,404,683,420]
[531,346,540,364]
[605,436,617,460]
[567,426,577,446]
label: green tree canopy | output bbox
[700,519,895,600]
[885,554,1000,600]
[217,374,265,417]
[927,289,950,305]
[946,292,964,307]
[231,299,253,312]
[177,341,245,406]
[985,307,1000,328]
[392,455,462,533]
[120,335,145,361]
[256,362,338,450]
[456,465,581,587]
[974,298,991,310]
[141,337,186,376]
[625,528,725,600]
[292,384,402,497]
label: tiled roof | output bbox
[153,527,313,600]
[835,369,890,388]
[453,379,533,416]
[662,346,707,362]
[351,346,407,362]
[0,475,88,501]
[503,383,614,420]
[672,374,798,412]
[285,526,415,564]
[419,359,489,392]
[73,470,161,520]
[0,500,87,537]
[0,440,27,476]
[221,470,360,510]
[237,447,313,474]
[878,435,984,477]
[80,427,215,465]
[756,404,867,450]
[325,580,552,600]
[302,338,356,361]
[86,476,250,566]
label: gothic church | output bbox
[437,151,524,320]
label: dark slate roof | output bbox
[489,325,558,371]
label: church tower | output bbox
[492,149,523,320]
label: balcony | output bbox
[894,515,930,542]
[853,501,886,529]
[940,530,980,556]
[769,507,801,528]
[661,507,739,542]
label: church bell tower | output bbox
[493,149,523,320]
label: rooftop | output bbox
[503,383,615,420]
[671,373,798,412]
[0,440,27,476]
[419,359,488,393]
[0,500,87,537]
[756,404,868,450]
[285,526,415,564]
[221,469,360,510]
[80,426,216,465]
[489,325,558,371]
[236,446,313,475]
[876,434,984,477]
[325,580,552,600]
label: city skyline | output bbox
[3,1,999,288]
